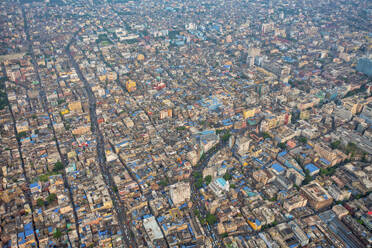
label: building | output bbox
[342,96,365,115]
[143,216,164,242]
[314,142,347,166]
[68,101,83,113]
[305,163,320,176]
[16,121,29,133]
[289,220,309,247]
[203,166,218,179]
[247,216,262,231]
[301,182,333,210]
[356,57,372,77]
[283,195,308,212]
[159,109,172,119]
[271,163,286,176]
[252,169,274,185]
[319,211,365,248]
[327,184,351,202]
[209,178,230,197]
[126,80,137,92]
[332,205,349,220]
[169,181,190,206]
[234,136,251,156]
[360,102,372,124]
[243,108,257,119]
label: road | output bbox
[190,136,229,247]
[3,63,40,248]
[66,41,136,247]
[21,6,83,247]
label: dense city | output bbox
[0,0,371,247]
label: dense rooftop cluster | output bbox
[0,0,371,247]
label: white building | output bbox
[169,181,191,206]
[143,216,163,242]
[209,178,230,197]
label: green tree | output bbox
[206,213,217,225]
[47,193,57,204]
[269,196,277,202]
[53,161,64,172]
[303,169,312,185]
[195,177,203,189]
[230,183,236,189]
[298,136,307,144]
[176,126,186,131]
[204,175,212,185]
[158,179,168,187]
[278,143,286,149]
[53,228,63,239]
[57,98,66,105]
[320,167,335,176]
[262,132,270,139]
[346,142,357,155]
[193,171,202,179]
[39,174,49,182]
[221,131,231,142]
[356,219,364,225]
[330,140,341,149]
[0,90,8,110]
[223,173,232,181]
[193,209,200,217]
[64,123,70,131]
[361,152,368,162]
[37,198,44,207]
[294,155,302,166]
[355,193,363,199]
[220,233,228,238]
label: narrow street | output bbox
[4,71,40,248]
[190,137,229,247]
[66,43,136,247]
[22,7,82,246]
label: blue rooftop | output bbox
[216,178,227,187]
[305,163,319,173]
[272,163,285,173]
[30,182,40,189]
[320,158,331,165]
[278,151,287,157]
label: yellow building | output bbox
[60,109,70,115]
[126,80,137,92]
[68,101,83,113]
[99,75,107,82]
[107,72,117,81]
[67,151,77,159]
[342,96,365,115]
[16,121,29,133]
[72,126,90,135]
[137,54,145,61]
[300,110,310,120]
[243,108,256,119]
[247,218,262,231]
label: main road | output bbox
[21,6,83,246]
[190,135,229,247]
[66,39,136,247]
